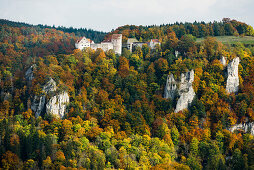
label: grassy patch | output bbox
[196,36,254,45]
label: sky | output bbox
[0,0,253,32]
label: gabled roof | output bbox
[127,38,139,44]
[76,37,85,43]
[76,37,94,44]
[151,39,160,43]
[88,39,94,43]
[112,34,122,39]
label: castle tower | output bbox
[111,34,122,55]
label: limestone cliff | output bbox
[31,78,57,118]
[220,56,227,66]
[164,70,195,113]
[25,64,36,81]
[229,122,254,135]
[46,91,69,118]
[226,57,240,93]
[175,70,195,113]
[43,78,57,93]
[164,74,177,99]
[31,78,69,118]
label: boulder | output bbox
[226,57,240,93]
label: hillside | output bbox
[197,36,254,45]
[0,19,254,169]
[107,18,254,44]
[0,19,107,43]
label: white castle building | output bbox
[75,34,122,55]
[75,37,94,49]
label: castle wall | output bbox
[112,34,122,55]
[101,42,114,51]
[90,44,101,51]
[75,35,122,54]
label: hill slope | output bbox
[106,18,254,44]
[196,36,254,45]
[0,19,107,43]
[0,19,253,169]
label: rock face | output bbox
[31,78,57,118]
[46,91,69,118]
[43,78,57,93]
[220,56,227,66]
[175,51,180,58]
[31,78,69,118]
[25,64,36,81]
[229,122,254,135]
[175,70,195,113]
[226,57,240,93]
[164,70,196,113]
[164,74,177,99]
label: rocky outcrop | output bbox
[175,51,179,58]
[226,57,240,93]
[31,78,69,118]
[31,95,46,118]
[25,64,36,81]
[175,70,195,113]
[229,122,254,135]
[43,78,57,93]
[164,70,195,113]
[164,74,177,99]
[46,91,69,118]
[31,78,57,118]
[220,56,227,66]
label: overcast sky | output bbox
[0,0,253,32]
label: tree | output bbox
[43,156,53,169]
[177,34,196,57]
[118,56,130,78]
[230,149,245,170]
[1,151,21,169]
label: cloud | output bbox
[0,0,253,31]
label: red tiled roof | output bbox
[112,34,122,39]
[88,39,93,43]
[76,37,84,43]
[76,37,94,44]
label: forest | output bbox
[0,18,254,169]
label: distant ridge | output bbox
[0,19,107,43]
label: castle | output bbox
[124,38,161,52]
[75,34,122,55]
[75,37,94,49]
[75,34,161,55]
